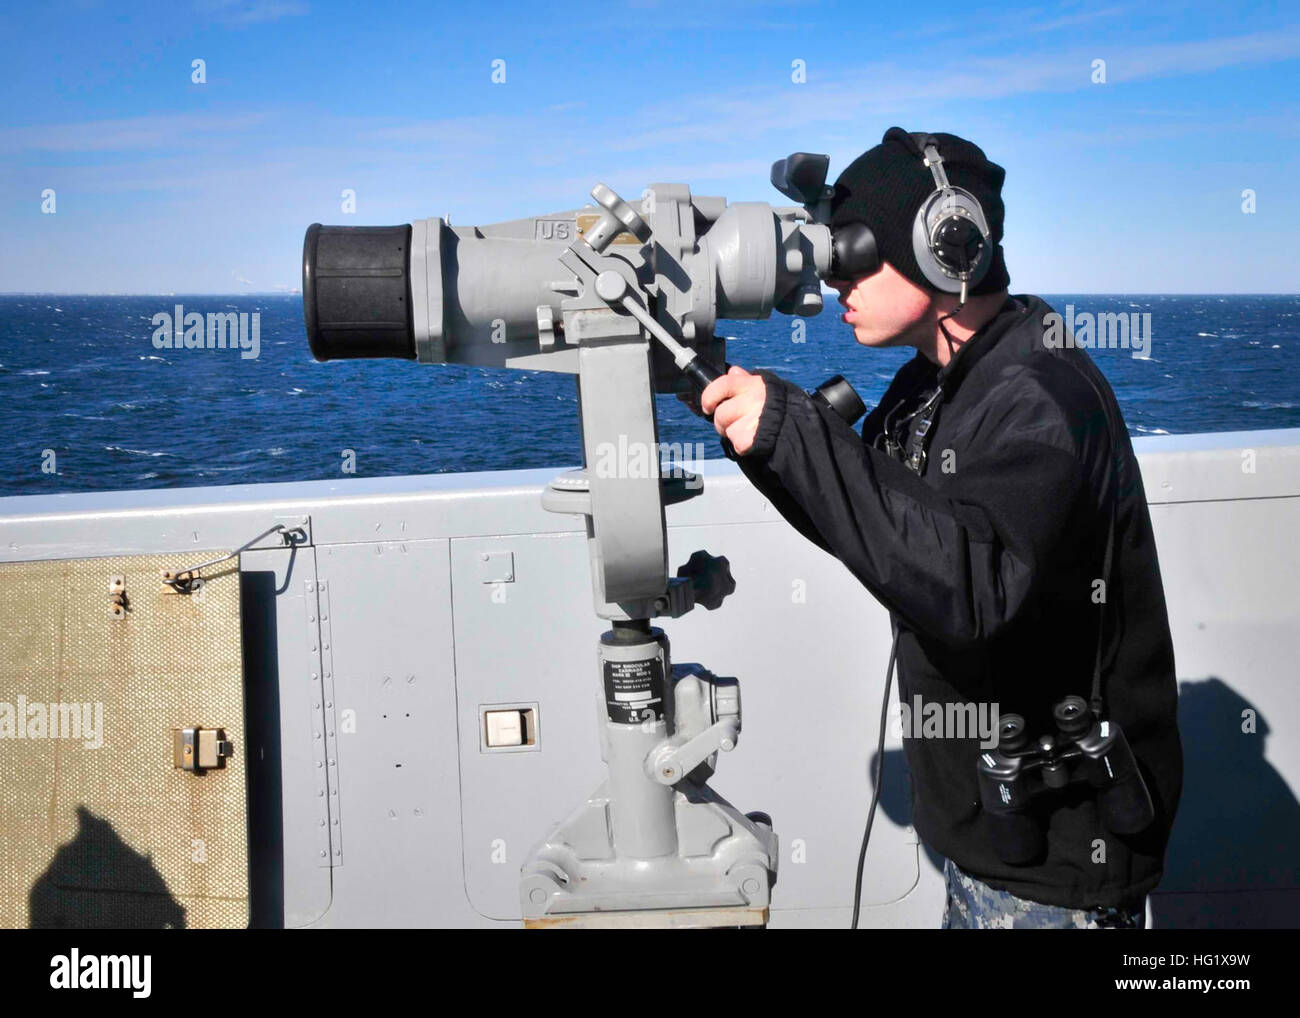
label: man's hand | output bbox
[696,365,765,456]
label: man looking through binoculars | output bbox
[686,127,1183,930]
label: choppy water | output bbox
[1,294,1296,496]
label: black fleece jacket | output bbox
[724,294,1183,909]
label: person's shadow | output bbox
[1153,677,1300,927]
[28,805,187,929]
[872,677,1300,928]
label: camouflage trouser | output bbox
[941,858,1146,929]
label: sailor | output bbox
[688,128,1183,929]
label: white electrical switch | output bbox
[485,709,525,748]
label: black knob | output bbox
[812,374,867,426]
[676,550,736,611]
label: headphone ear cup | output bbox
[933,215,985,275]
[911,187,993,294]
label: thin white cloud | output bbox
[614,28,1300,152]
[319,27,1300,170]
[195,0,309,25]
[0,112,274,153]
[898,3,1128,44]
[8,27,1296,166]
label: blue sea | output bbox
[2,294,1297,497]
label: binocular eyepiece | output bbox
[976,696,1155,866]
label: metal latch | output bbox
[173,726,233,773]
[161,522,309,594]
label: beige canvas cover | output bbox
[0,552,248,928]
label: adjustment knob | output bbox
[585,183,652,251]
[675,550,736,611]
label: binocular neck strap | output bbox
[1086,361,1124,721]
[1090,493,1117,719]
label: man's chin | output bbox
[852,325,900,348]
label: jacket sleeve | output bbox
[726,369,1091,648]
[731,454,835,555]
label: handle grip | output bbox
[682,357,725,391]
[681,357,726,423]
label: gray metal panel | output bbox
[451,532,608,920]
[1135,429,1300,504]
[239,546,333,928]
[1145,496,1300,921]
[303,539,473,928]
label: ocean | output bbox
[2,294,1297,497]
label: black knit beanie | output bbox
[829,126,1010,296]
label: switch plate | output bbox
[486,710,524,747]
[479,702,539,753]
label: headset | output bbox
[830,133,993,306]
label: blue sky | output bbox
[1,0,1298,293]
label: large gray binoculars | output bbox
[302,152,838,388]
